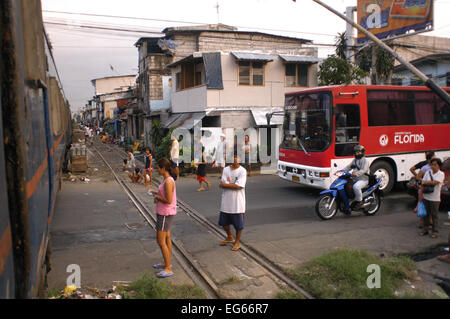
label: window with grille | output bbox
[238,61,265,86]
[285,64,308,87]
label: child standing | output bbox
[196,147,210,192]
[125,149,136,172]
[144,148,153,186]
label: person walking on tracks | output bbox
[149,158,178,278]
[170,134,180,179]
[196,146,211,191]
[144,147,153,186]
[218,153,247,251]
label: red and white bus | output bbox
[277,85,450,193]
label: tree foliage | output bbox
[150,120,174,162]
[318,32,367,86]
[318,56,367,86]
[335,32,347,59]
[355,45,395,84]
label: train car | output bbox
[0,0,71,298]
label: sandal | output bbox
[231,245,240,251]
[220,239,234,246]
[419,230,429,236]
[156,270,173,278]
[153,263,165,269]
[431,233,438,239]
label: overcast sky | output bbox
[41,0,450,113]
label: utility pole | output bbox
[345,6,356,63]
[311,0,450,105]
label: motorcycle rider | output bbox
[343,145,370,209]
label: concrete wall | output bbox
[171,52,319,112]
[93,76,136,96]
[394,60,450,86]
[104,101,117,119]
[172,85,207,113]
[392,35,450,66]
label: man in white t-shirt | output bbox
[420,158,445,238]
[214,134,227,177]
[170,134,180,179]
[218,154,247,251]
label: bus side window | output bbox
[436,99,450,124]
[335,104,361,157]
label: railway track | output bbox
[93,142,314,299]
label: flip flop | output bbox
[231,245,240,251]
[153,263,165,269]
[220,239,234,246]
[156,270,173,278]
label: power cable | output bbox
[44,21,162,35]
[42,9,337,38]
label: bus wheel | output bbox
[370,161,395,194]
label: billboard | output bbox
[357,0,433,43]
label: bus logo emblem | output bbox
[379,135,389,147]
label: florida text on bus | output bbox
[277,85,450,193]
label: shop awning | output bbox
[279,55,322,64]
[166,52,203,68]
[231,52,275,62]
[251,108,284,126]
[162,113,183,128]
[164,112,206,129]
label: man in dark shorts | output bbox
[218,154,247,251]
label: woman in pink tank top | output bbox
[149,158,177,278]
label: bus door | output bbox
[334,104,361,157]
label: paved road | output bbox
[175,173,415,226]
[175,172,448,268]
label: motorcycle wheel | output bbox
[315,194,338,220]
[363,193,381,216]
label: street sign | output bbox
[357,0,433,44]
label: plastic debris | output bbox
[50,283,131,299]
[64,285,77,296]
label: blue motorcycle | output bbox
[315,170,383,220]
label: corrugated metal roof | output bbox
[279,55,322,63]
[164,112,206,129]
[231,52,276,62]
[166,53,203,68]
[162,113,184,128]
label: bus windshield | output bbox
[281,92,332,152]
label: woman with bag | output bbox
[420,158,445,238]
[149,158,178,278]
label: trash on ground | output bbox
[51,284,129,299]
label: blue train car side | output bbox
[0,0,71,298]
